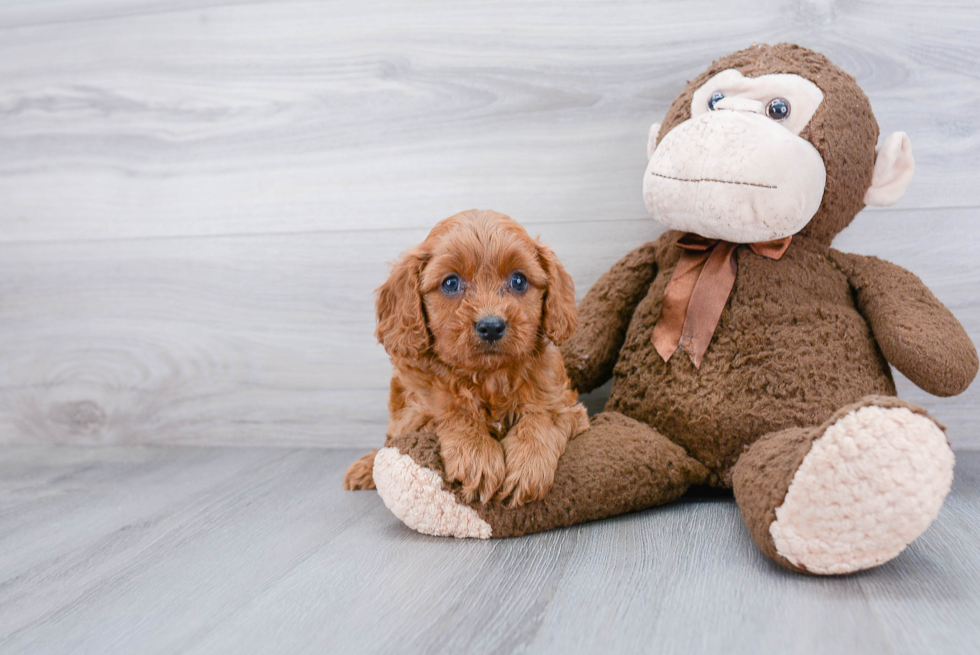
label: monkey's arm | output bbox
[830,250,978,397]
[560,236,663,392]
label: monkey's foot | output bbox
[768,403,954,574]
[373,439,492,539]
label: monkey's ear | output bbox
[647,123,662,160]
[537,244,577,345]
[864,132,915,206]
[375,247,430,359]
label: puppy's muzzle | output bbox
[475,316,507,343]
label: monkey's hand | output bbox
[561,237,665,392]
[831,250,978,396]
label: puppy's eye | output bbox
[441,275,462,294]
[766,98,790,121]
[708,92,725,110]
[509,272,528,293]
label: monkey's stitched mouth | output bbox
[650,171,776,190]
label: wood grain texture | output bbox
[1,0,979,240]
[0,0,977,447]
[0,209,975,448]
[0,446,978,654]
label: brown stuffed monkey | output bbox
[371,43,978,575]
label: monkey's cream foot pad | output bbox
[770,406,955,575]
[374,447,491,538]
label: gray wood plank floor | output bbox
[1,447,978,655]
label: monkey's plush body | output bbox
[584,236,907,480]
[370,44,978,575]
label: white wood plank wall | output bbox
[0,0,977,448]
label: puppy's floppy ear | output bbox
[375,246,430,359]
[537,244,577,345]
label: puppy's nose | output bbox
[475,316,507,343]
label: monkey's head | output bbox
[643,43,914,245]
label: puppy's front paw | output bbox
[441,435,505,504]
[343,450,378,490]
[497,435,560,507]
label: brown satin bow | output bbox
[652,233,793,368]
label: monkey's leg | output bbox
[372,412,710,539]
[732,396,954,575]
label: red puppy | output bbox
[343,209,589,506]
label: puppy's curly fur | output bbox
[343,209,589,506]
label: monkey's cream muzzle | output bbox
[643,109,826,243]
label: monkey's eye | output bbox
[441,275,462,295]
[766,98,790,121]
[509,272,528,293]
[708,92,725,111]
